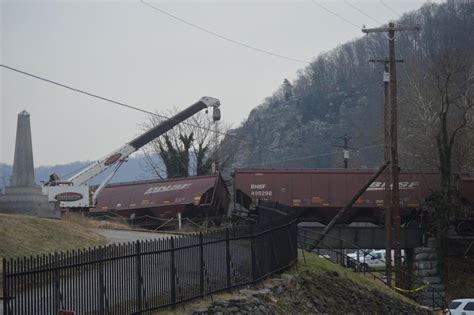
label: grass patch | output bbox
[0,213,108,297]
[62,212,131,230]
[0,213,107,258]
[291,250,419,306]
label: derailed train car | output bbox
[92,174,230,227]
[233,169,474,230]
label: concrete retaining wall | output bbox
[412,238,445,309]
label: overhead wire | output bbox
[240,151,341,168]
[241,143,384,168]
[0,4,416,175]
[343,0,383,25]
[1,64,391,172]
[1,64,391,170]
[139,0,310,64]
[2,63,354,159]
[311,0,361,30]
[0,64,264,147]
[0,64,332,162]
[379,0,402,18]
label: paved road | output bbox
[94,229,176,244]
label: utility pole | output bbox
[363,23,420,287]
[369,58,402,287]
[333,134,357,168]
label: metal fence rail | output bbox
[3,206,297,315]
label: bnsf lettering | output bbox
[399,181,420,189]
[251,190,273,197]
[369,182,385,189]
[251,184,266,189]
[367,181,420,191]
[144,183,192,195]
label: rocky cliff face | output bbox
[225,1,473,171]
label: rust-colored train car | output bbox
[93,174,230,224]
[233,168,442,225]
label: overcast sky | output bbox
[1,0,440,166]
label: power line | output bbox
[343,0,383,25]
[0,64,262,146]
[0,64,360,159]
[139,0,310,64]
[2,63,342,155]
[379,0,402,18]
[241,143,383,168]
[0,64,385,170]
[242,151,341,168]
[311,0,361,30]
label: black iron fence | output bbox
[2,206,297,315]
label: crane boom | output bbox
[45,96,221,210]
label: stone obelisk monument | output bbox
[0,111,59,218]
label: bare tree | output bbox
[434,54,473,194]
[401,53,474,195]
[141,108,233,178]
[400,53,473,255]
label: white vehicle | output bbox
[445,299,474,315]
[348,249,405,270]
[43,97,221,211]
[347,249,373,260]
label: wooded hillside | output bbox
[226,0,473,172]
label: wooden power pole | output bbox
[369,58,402,286]
[363,23,419,287]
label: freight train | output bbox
[92,174,230,228]
[232,169,474,235]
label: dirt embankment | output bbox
[157,253,430,314]
[189,271,429,314]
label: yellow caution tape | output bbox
[391,282,430,293]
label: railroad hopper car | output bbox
[233,169,444,225]
[93,174,230,227]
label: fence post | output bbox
[286,223,296,263]
[293,222,298,259]
[170,237,176,306]
[3,258,7,315]
[225,229,231,289]
[53,252,60,313]
[269,226,279,270]
[250,226,257,282]
[99,247,106,314]
[432,287,435,311]
[135,241,142,312]
[199,233,204,297]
